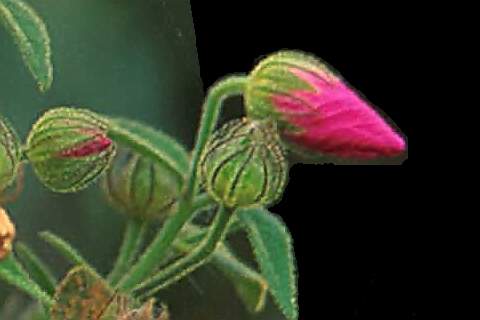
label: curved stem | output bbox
[117,75,247,292]
[108,219,147,286]
[116,201,191,291]
[184,75,248,202]
[135,205,234,297]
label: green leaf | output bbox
[106,117,190,184]
[0,254,54,306]
[0,0,53,92]
[212,245,268,313]
[15,242,57,296]
[238,207,298,320]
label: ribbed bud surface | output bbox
[102,148,182,220]
[200,118,287,208]
[0,116,21,193]
[26,107,116,193]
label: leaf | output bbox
[50,266,115,320]
[212,245,268,313]
[0,254,54,307]
[107,117,190,184]
[238,207,298,320]
[15,242,57,296]
[0,0,53,92]
[51,266,154,320]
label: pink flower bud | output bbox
[26,108,116,193]
[245,51,406,159]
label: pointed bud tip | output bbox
[246,50,407,161]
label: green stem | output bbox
[107,219,147,286]
[117,75,247,292]
[174,229,268,312]
[184,75,248,202]
[116,202,191,291]
[135,206,234,297]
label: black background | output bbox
[192,1,420,319]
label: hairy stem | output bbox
[116,201,191,291]
[184,75,248,202]
[117,76,247,292]
[108,219,147,286]
[135,205,234,297]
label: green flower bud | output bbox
[0,116,21,193]
[200,118,287,208]
[102,148,182,220]
[26,107,116,193]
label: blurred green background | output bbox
[0,0,282,319]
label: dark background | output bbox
[0,0,419,319]
[191,1,419,319]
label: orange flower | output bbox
[0,207,15,260]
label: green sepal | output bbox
[26,108,116,193]
[102,147,181,220]
[199,118,287,208]
[245,50,336,130]
[0,114,22,193]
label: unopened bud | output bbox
[26,107,116,193]
[0,116,21,193]
[245,50,406,159]
[200,118,287,208]
[102,148,182,220]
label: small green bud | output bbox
[26,107,116,193]
[200,118,287,208]
[102,148,182,220]
[0,116,21,193]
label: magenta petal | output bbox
[273,68,406,159]
[59,134,112,158]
